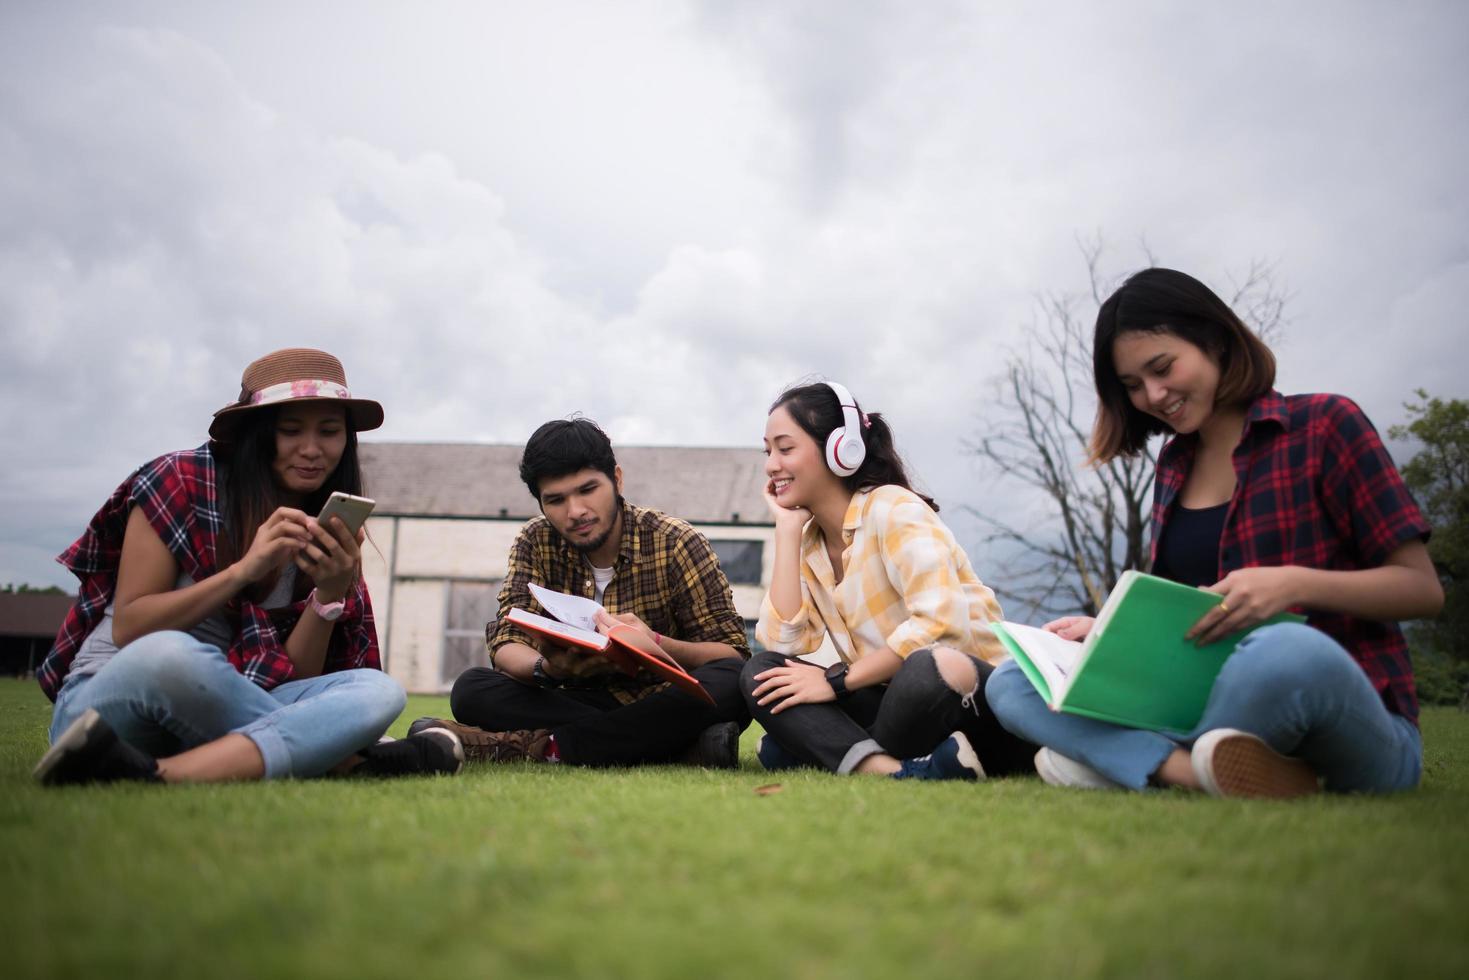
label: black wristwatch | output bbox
[532,656,564,689]
[825,662,851,699]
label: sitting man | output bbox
[413,417,752,768]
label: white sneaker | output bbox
[1033,747,1123,790]
[1191,729,1319,799]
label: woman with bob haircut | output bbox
[986,268,1442,797]
[743,380,1035,780]
[34,348,463,785]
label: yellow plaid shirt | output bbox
[756,485,1005,665]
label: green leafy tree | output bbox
[1391,391,1469,665]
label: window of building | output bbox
[710,539,763,585]
[442,580,500,687]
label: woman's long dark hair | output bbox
[770,382,938,511]
[211,406,365,602]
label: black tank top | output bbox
[1152,501,1228,588]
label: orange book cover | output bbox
[506,608,716,706]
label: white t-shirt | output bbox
[590,564,615,605]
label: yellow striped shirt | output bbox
[756,485,1005,665]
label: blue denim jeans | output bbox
[49,631,406,778]
[985,622,1422,792]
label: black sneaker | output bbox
[34,709,162,786]
[355,728,464,777]
[678,721,741,769]
[891,731,986,781]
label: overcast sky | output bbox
[2,1,1465,592]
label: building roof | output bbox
[360,442,773,526]
[0,592,74,639]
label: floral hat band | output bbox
[249,379,354,406]
[209,348,384,442]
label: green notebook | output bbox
[991,570,1306,734]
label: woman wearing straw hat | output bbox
[33,348,463,784]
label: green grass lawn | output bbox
[1,679,1467,979]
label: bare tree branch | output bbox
[964,240,1289,620]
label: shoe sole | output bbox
[1034,748,1069,788]
[1034,747,1121,790]
[951,731,986,780]
[415,727,466,775]
[33,708,106,785]
[1195,731,1318,799]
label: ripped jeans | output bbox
[740,648,1036,775]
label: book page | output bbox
[998,621,1083,703]
[1088,569,1137,644]
[529,582,605,633]
[506,608,609,650]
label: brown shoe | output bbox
[1191,729,1319,798]
[408,717,552,763]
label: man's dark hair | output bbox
[518,417,618,500]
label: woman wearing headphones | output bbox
[741,381,1035,779]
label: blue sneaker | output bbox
[892,732,985,781]
[756,733,810,771]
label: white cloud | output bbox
[2,2,1466,594]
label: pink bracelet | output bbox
[654,632,663,646]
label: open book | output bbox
[990,570,1305,733]
[506,583,715,705]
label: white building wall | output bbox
[384,579,449,693]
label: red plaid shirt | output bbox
[38,446,379,702]
[1151,392,1430,723]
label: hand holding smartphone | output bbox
[316,492,376,536]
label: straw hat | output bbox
[208,348,384,441]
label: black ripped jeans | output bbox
[741,648,1035,775]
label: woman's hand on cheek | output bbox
[750,662,835,714]
[763,480,812,535]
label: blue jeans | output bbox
[49,631,406,779]
[985,623,1422,792]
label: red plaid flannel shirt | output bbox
[1151,392,1430,723]
[38,446,379,702]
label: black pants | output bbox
[740,648,1036,775]
[450,657,750,767]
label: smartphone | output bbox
[316,492,376,535]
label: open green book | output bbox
[991,570,1306,734]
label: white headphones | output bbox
[823,381,867,477]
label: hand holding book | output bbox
[1189,566,1304,645]
[992,570,1306,733]
[540,643,620,680]
[593,609,679,668]
[511,584,716,705]
[1043,616,1095,642]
